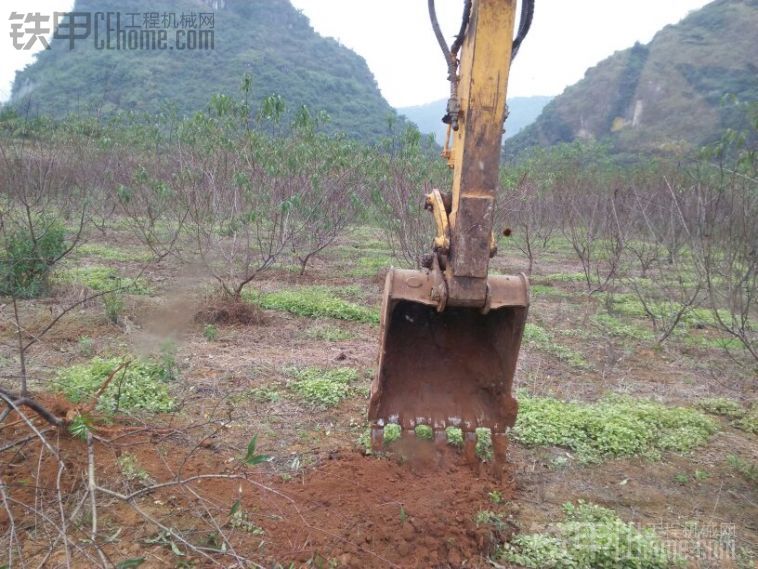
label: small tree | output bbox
[369,122,447,268]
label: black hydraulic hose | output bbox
[511,0,534,60]
[428,0,534,127]
[450,0,473,56]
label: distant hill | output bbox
[399,96,552,145]
[508,0,758,158]
[9,0,401,140]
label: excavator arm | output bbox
[368,0,532,464]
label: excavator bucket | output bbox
[368,268,529,455]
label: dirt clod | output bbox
[194,300,265,325]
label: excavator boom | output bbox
[368,0,531,462]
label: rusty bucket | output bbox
[368,267,529,457]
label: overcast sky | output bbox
[1,0,712,107]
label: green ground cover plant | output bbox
[249,287,379,323]
[77,243,152,262]
[55,266,150,294]
[0,216,66,298]
[523,323,589,368]
[54,356,174,414]
[288,366,358,407]
[592,313,655,341]
[698,397,745,418]
[513,394,717,463]
[499,501,679,568]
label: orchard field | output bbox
[0,101,755,568]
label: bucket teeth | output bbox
[370,420,509,455]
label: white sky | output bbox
[1,0,713,107]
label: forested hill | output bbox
[507,0,758,158]
[9,0,401,140]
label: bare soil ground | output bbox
[1,227,755,568]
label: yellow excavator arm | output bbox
[368,0,533,464]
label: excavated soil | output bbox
[259,450,515,567]
[1,413,515,568]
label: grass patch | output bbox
[732,405,757,435]
[592,313,654,341]
[543,272,587,283]
[347,254,393,278]
[727,455,758,483]
[249,286,379,324]
[77,243,152,262]
[288,366,358,408]
[530,284,568,298]
[686,335,745,351]
[54,356,174,414]
[304,322,354,342]
[55,266,150,294]
[513,394,718,463]
[249,386,281,403]
[523,323,589,369]
[600,293,729,329]
[698,397,745,418]
[499,501,679,568]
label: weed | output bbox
[694,469,710,481]
[476,428,493,462]
[698,397,745,418]
[243,435,271,466]
[304,323,353,341]
[545,272,587,283]
[103,292,123,323]
[399,506,407,524]
[77,243,151,262]
[54,357,174,414]
[674,473,689,485]
[78,336,95,356]
[592,313,654,341]
[0,216,65,298]
[523,323,589,368]
[347,253,393,277]
[727,455,758,483]
[499,500,680,568]
[157,341,178,382]
[600,293,730,331]
[445,426,463,447]
[249,286,379,323]
[475,510,507,531]
[357,429,372,452]
[414,424,433,440]
[513,394,717,463]
[250,386,281,403]
[68,413,93,440]
[488,490,504,505]
[529,284,567,298]
[203,324,218,341]
[732,405,757,435]
[384,423,401,443]
[56,266,150,294]
[288,366,358,407]
[117,453,150,483]
[228,502,264,534]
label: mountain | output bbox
[9,0,401,140]
[399,96,552,145]
[507,0,758,158]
